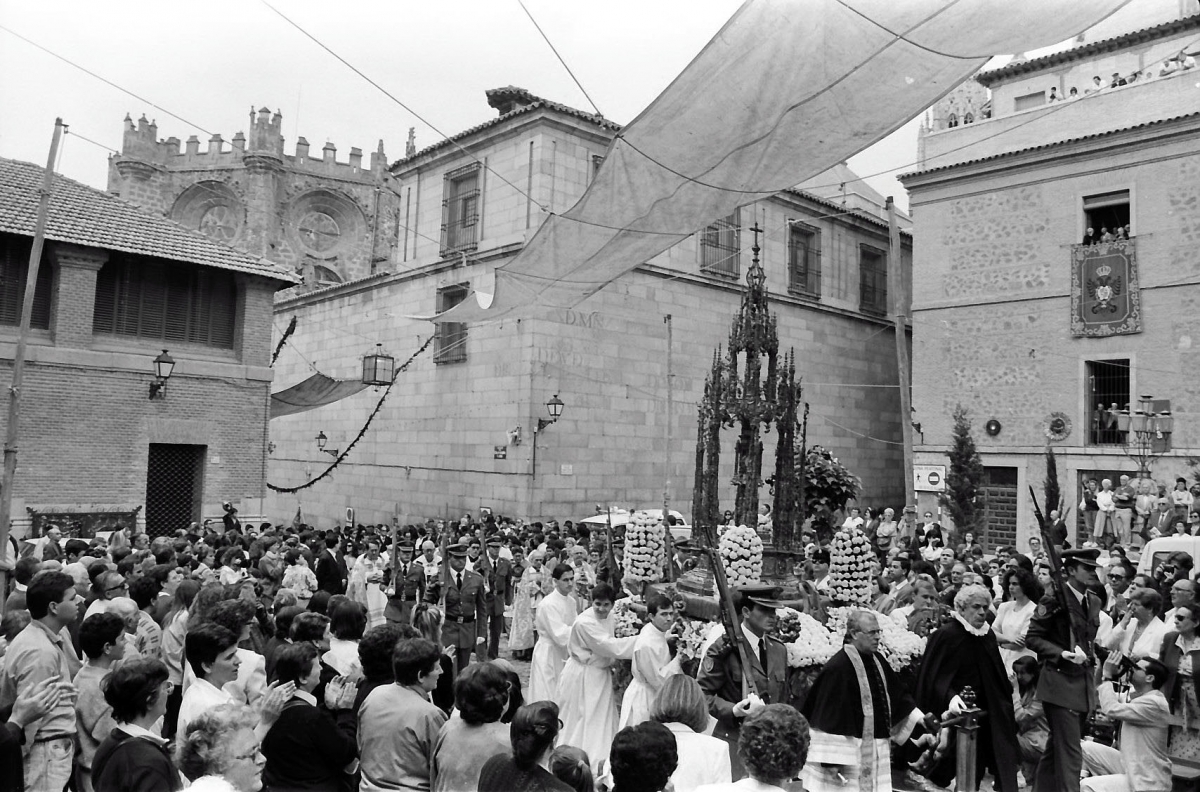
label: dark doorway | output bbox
[1076,468,1135,547]
[980,466,1019,551]
[146,444,206,537]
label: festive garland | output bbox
[267,334,435,494]
[271,316,298,366]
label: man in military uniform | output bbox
[697,584,793,779]
[439,543,487,675]
[384,540,424,626]
[1025,548,1102,792]
[482,536,513,659]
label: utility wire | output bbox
[517,0,604,117]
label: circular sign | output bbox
[927,471,942,487]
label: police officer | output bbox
[384,540,424,625]
[1025,548,1102,792]
[696,584,793,779]
[440,543,487,675]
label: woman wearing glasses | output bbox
[1158,603,1200,759]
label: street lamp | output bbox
[537,394,565,433]
[361,343,395,387]
[1118,394,1173,478]
[316,430,339,458]
[148,349,175,400]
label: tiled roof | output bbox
[394,88,621,167]
[898,111,1200,179]
[977,13,1200,86]
[0,157,299,284]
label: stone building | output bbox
[900,3,1200,549]
[263,86,913,526]
[0,157,297,540]
[107,108,399,288]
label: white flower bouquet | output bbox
[719,524,763,586]
[623,510,667,583]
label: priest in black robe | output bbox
[915,583,1019,792]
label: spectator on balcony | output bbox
[1082,227,1096,245]
[1068,86,1079,99]
[1085,75,1104,94]
[1047,86,1061,103]
[1101,227,1115,242]
[1161,58,1180,77]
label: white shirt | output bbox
[178,676,233,738]
[662,721,732,792]
[1103,616,1168,661]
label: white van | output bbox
[579,509,692,542]
[1136,535,1200,577]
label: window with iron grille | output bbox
[0,232,52,330]
[858,244,887,315]
[1086,359,1130,445]
[700,208,740,277]
[441,163,481,257]
[787,222,821,298]
[92,253,237,348]
[434,283,469,364]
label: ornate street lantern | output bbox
[362,344,395,387]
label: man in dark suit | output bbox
[697,585,794,779]
[440,544,487,675]
[384,540,424,626]
[481,536,513,659]
[1148,497,1177,539]
[1025,548,1102,792]
[314,534,344,595]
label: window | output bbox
[0,233,52,330]
[1014,91,1046,112]
[787,222,821,298]
[700,208,740,277]
[592,154,605,178]
[434,283,469,364]
[92,253,236,349]
[858,244,887,315]
[1086,359,1130,445]
[1083,190,1131,241]
[440,163,481,257]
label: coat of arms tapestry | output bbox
[1071,239,1141,337]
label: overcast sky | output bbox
[0,0,932,211]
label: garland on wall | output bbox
[271,316,299,366]
[267,334,435,494]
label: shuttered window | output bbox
[93,253,237,348]
[700,209,740,276]
[787,222,821,298]
[0,233,53,330]
[440,163,481,257]
[858,244,888,315]
[434,283,469,364]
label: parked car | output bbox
[579,508,692,542]
[1136,535,1200,578]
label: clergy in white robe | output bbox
[619,592,681,729]
[556,583,638,772]
[529,564,578,702]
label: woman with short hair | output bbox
[608,721,678,792]
[694,705,810,791]
[176,704,264,792]
[477,701,573,792]
[91,658,183,792]
[649,675,731,792]
[324,599,367,677]
[207,599,267,710]
[431,662,512,791]
[411,603,455,715]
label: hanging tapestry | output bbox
[1071,239,1141,337]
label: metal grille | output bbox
[1087,359,1130,445]
[434,284,469,364]
[440,163,481,257]
[700,209,740,276]
[787,222,821,297]
[859,245,888,315]
[145,444,206,538]
[980,466,1018,550]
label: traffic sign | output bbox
[914,464,946,492]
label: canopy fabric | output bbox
[431,0,1129,325]
[270,373,369,419]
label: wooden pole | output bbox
[887,197,915,514]
[663,314,675,582]
[0,119,63,594]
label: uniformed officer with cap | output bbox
[438,542,487,675]
[384,539,424,625]
[1025,547,1102,792]
[696,583,794,779]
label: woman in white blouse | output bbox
[993,567,1039,673]
[649,675,731,792]
[1102,587,1167,661]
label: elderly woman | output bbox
[530,563,579,702]
[177,704,266,792]
[509,549,547,661]
[1102,586,1167,662]
[649,675,731,792]
[91,658,183,792]
[431,662,512,791]
[478,701,574,792]
[693,705,810,792]
[1158,602,1200,759]
[915,584,1019,792]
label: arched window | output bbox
[313,265,343,287]
[963,112,974,125]
[947,113,959,128]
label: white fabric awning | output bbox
[431,0,1129,325]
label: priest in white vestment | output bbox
[530,562,578,702]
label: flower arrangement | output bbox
[825,606,927,670]
[719,524,763,586]
[826,529,874,605]
[623,510,667,583]
[672,617,716,664]
[611,599,643,639]
[783,610,838,668]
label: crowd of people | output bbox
[1045,48,1196,108]
[1,495,1198,792]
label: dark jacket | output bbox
[441,569,488,648]
[482,556,513,615]
[91,728,183,792]
[0,722,23,792]
[1158,630,1200,714]
[697,630,791,741]
[315,549,344,595]
[1025,586,1101,712]
[261,697,356,792]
